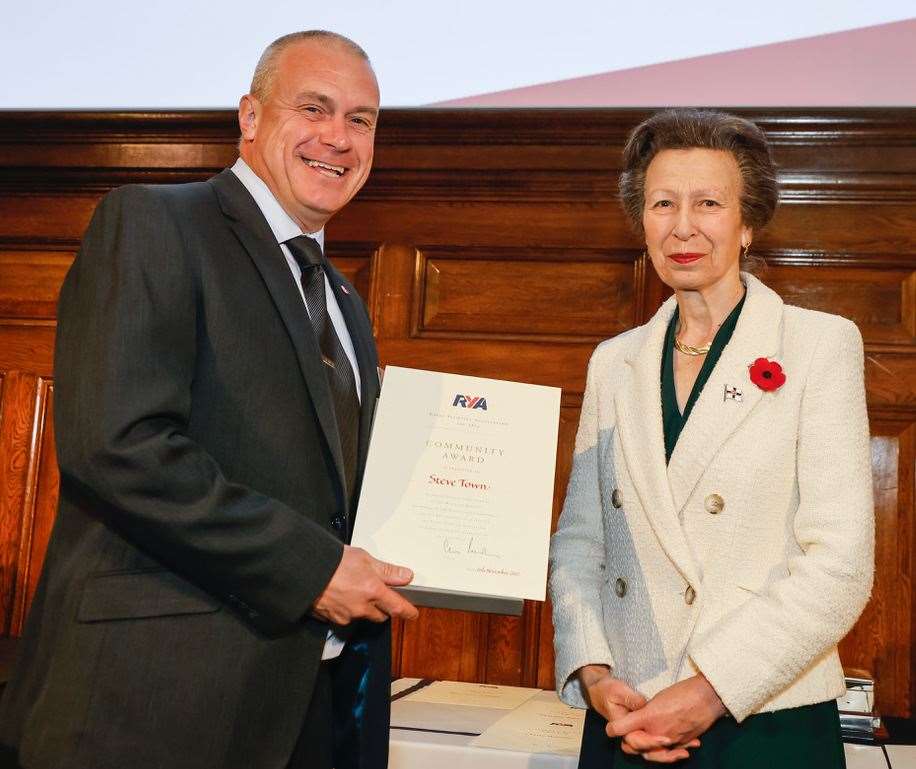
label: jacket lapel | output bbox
[614,297,702,589]
[667,274,784,513]
[209,170,346,497]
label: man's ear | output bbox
[238,94,259,142]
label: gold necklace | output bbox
[674,336,711,356]
[674,284,746,356]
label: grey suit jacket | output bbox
[0,170,386,769]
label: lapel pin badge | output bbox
[723,384,743,402]
[340,284,350,295]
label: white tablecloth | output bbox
[390,678,577,769]
[390,679,916,769]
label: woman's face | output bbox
[642,148,752,294]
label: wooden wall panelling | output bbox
[0,112,239,180]
[0,251,73,319]
[757,259,915,351]
[369,239,646,687]
[866,354,916,410]
[397,604,489,683]
[535,399,583,690]
[416,248,636,340]
[1,109,915,717]
[0,247,70,376]
[757,204,916,255]
[9,380,57,637]
[0,371,35,636]
[0,240,68,639]
[347,110,916,714]
[0,324,56,377]
[0,373,57,638]
[0,196,101,243]
[368,244,644,391]
[324,243,375,302]
[838,415,914,717]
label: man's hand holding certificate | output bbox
[352,367,561,614]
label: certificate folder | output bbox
[352,367,560,615]
[396,586,523,616]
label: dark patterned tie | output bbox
[285,236,360,507]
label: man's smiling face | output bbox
[238,39,379,232]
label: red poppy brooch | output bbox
[749,358,786,392]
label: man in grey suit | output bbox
[0,30,417,769]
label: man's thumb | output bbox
[376,559,414,585]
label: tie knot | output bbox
[285,235,324,271]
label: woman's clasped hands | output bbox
[579,665,727,763]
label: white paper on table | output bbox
[391,700,503,737]
[391,678,422,698]
[471,691,585,756]
[885,745,916,769]
[401,680,541,710]
[844,744,893,769]
[352,366,561,601]
[837,687,874,714]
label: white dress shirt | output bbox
[231,157,357,660]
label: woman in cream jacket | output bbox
[549,110,873,768]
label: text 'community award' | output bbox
[351,367,561,615]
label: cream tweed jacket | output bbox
[549,273,874,722]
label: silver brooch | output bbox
[723,384,743,402]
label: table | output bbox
[390,679,577,769]
[390,679,916,769]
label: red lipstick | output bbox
[668,253,704,264]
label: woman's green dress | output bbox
[578,296,846,768]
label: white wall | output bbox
[3,1,913,107]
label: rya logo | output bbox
[452,394,488,410]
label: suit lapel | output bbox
[614,296,702,588]
[667,274,784,513]
[209,170,346,496]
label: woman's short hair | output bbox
[619,109,778,236]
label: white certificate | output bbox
[471,691,585,756]
[352,366,560,609]
[401,680,540,710]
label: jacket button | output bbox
[611,488,622,509]
[685,586,696,605]
[704,494,725,514]
[614,578,628,598]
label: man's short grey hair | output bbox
[249,31,371,101]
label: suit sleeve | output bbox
[689,318,874,721]
[54,185,344,635]
[549,349,616,708]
